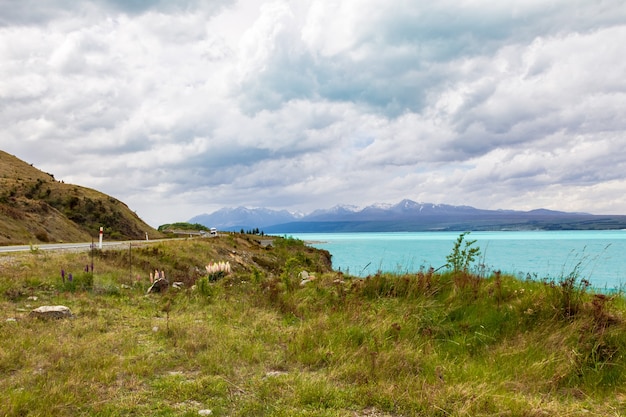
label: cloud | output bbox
[1,0,625,226]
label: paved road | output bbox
[0,239,166,253]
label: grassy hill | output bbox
[0,151,163,245]
[0,235,625,416]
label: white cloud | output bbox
[1,0,625,226]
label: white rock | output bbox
[198,410,212,416]
[30,305,72,319]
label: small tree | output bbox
[446,232,481,275]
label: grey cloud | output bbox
[237,1,626,120]
[0,0,233,26]
[0,0,74,26]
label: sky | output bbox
[1,0,626,227]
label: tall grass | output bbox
[0,235,625,416]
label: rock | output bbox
[299,270,316,285]
[147,278,169,294]
[198,410,212,416]
[30,305,72,319]
[172,281,184,289]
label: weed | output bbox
[196,276,217,299]
[29,242,40,254]
[446,232,481,275]
[445,232,483,298]
[61,271,94,292]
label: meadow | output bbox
[1,234,625,416]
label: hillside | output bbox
[0,151,163,245]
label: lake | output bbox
[287,230,626,290]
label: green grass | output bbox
[1,236,625,416]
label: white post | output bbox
[99,226,103,249]
[145,232,149,241]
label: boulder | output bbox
[30,305,72,319]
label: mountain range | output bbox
[189,200,626,233]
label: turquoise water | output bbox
[288,231,626,290]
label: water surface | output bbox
[288,231,626,290]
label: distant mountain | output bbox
[189,199,626,233]
[306,204,362,221]
[189,206,301,230]
[0,151,163,245]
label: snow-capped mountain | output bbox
[189,206,300,230]
[186,199,613,232]
[306,204,363,221]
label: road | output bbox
[0,239,168,254]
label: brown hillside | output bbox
[0,150,164,245]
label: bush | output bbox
[446,232,481,275]
[35,231,49,242]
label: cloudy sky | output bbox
[1,0,625,227]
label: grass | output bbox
[1,235,626,416]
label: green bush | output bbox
[446,232,481,275]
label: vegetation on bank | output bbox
[158,222,210,233]
[0,233,625,416]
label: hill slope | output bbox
[0,151,163,245]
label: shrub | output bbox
[35,231,49,242]
[446,232,481,275]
